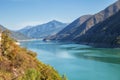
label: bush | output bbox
[27,51,37,57]
[20,68,41,80]
[0,30,64,80]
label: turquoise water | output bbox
[20,40,120,80]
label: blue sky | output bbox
[0,0,117,30]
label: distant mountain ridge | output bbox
[0,25,29,40]
[44,15,92,40]
[18,20,68,39]
[46,0,120,42]
[74,10,120,47]
[21,26,34,30]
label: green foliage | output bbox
[27,50,37,57]
[1,30,15,58]
[20,68,40,80]
[0,29,64,80]
[62,74,68,80]
[117,36,120,44]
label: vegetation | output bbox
[117,36,120,44]
[0,30,67,80]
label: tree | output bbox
[62,74,67,80]
[1,30,13,56]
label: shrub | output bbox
[20,68,41,80]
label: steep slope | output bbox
[45,15,92,40]
[18,20,67,39]
[0,30,64,80]
[0,25,30,40]
[48,0,120,41]
[74,10,120,48]
[11,31,30,40]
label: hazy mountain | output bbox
[0,25,30,40]
[21,26,34,30]
[18,20,67,39]
[44,15,92,40]
[46,0,120,41]
[74,10,120,48]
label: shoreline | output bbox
[17,39,43,42]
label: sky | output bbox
[0,0,117,30]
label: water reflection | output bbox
[74,53,120,64]
[61,45,120,64]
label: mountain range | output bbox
[0,25,30,40]
[44,15,92,40]
[18,20,67,39]
[0,0,120,48]
[45,0,120,47]
[75,10,120,47]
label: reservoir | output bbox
[20,40,120,80]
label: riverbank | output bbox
[17,39,43,42]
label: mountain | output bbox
[0,25,30,40]
[55,15,92,35]
[46,0,120,41]
[44,15,92,40]
[18,20,68,39]
[11,31,30,40]
[74,10,120,48]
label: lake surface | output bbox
[20,40,120,80]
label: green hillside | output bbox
[0,30,67,80]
